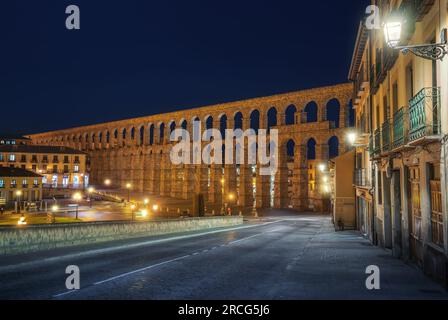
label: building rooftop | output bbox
[0,134,31,141]
[0,167,42,178]
[0,145,86,155]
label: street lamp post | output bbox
[126,183,132,204]
[131,204,136,221]
[220,178,225,215]
[15,190,22,215]
[88,187,95,208]
[73,192,82,220]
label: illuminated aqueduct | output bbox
[29,83,353,213]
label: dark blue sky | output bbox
[2,0,369,134]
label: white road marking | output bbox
[52,221,280,298]
[94,255,191,285]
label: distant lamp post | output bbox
[104,179,111,187]
[131,204,136,221]
[126,183,132,203]
[87,187,95,208]
[140,209,148,219]
[144,198,149,207]
[384,12,447,61]
[73,192,82,220]
[51,205,58,224]
[152,204,159,212]
[15,190,23,214]
[220,178,225,215]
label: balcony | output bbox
[392,107,409,150]
[409,87,441,143]
[354,169,371,188]
[381,120,391,153]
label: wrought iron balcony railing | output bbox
[354,168,371,188]
[381,120,391,153]
[373,128,381,156]
[409,87,441,142]
[392,107,409,149]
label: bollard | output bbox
[212,210,215,216]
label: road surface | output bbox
[0,214,446,300]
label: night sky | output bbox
[2,0,370,135]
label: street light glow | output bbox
[16,190,22,197]
[144,198,149,205]
[318,164,326,173]
[141,209,148,218]
[152,204,159,212]
[126,183,132,189]
[51,205,59,212]
[88,187,95,193]
[347,132,357,146]
[384,19,402,48]
[73,192,82,201]
[104,179,111,186]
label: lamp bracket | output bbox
[395,29,448,61]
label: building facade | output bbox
[28,84,354,213]
[0,145,88,189]
[0,167,43,208]
[349,0,448,285]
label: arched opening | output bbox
[205,116,213,140]
[307,138,316,160]
[99,132,103,144]
[159,123,165,144]
[304,101,318,123]
[220,115,227,139]
[131,127,135,140]
[122,128,127,140]
[180,120,188,140]
[326,98,341,128]
[149,125,155,145]
[267,107,277,132]
[139,127,144,145]
[347,99,355,127]
[250,110,260,134]
[234,112,243,130]
[106,131,110,144]
[287,139,295,158]
[328,136,339,159]
[113,130,118,140]
[285,105,297,125]
[170,121,176,135]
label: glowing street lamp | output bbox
[104,179,111,186]
[140,209,148,218]
[152,204,159,212]
[15,190,22,214]
[87,187,95,208]
[347,132,357,146]
[144,198,149,207]
[318,164,327,173]
[383,11,447,61]
[73,192,82,220]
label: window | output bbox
[74,165,79,173]
[32,165,37,171]
[64,156,69,163]
[31,155,37,163]
[429,164,443,247]
[0,180,4,188]
[42,155,48,163]
[53,165,58,173]
[378,172,383,205]
[11,179,17,188]
[0,154,4,162]
[64,165,69,173]
[392,82,398,115]
[8,154,16,162]
[74,156,80,163]
[53,156,59,163]
[20,155,27,162]
[33,179,39,187]
[22,179,28,188]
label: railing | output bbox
[392,107,409,149]
[354,168,371,188]
[373,128,381,156]
[368,135,374,155]
[409,87,441,142]
[381,120,391,153]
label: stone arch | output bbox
[159,123,165,144]
[307,138,316,160]
[304,101,318,123]
[328,136,339,159]
[286,139,296,158]
[326,98,340,128]
[250,110,260,134]
[148,124,155,145]
[285,105,297,125]
[130,127,136,141]
[234,112,243,130]
[267,107,277,131]
[220,114,227,139]
[139,126,145,145]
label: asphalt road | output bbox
[0,214,447,300]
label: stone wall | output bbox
[0,216,243,255]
